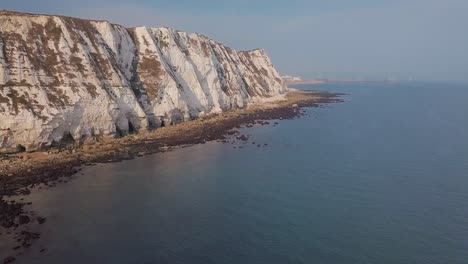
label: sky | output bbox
[1,0,467,81]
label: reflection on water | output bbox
[8,82,468,264]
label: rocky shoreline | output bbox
[0,90,342,262]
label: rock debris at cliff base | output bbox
[0,90,342,195]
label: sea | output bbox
[10,82,468,263]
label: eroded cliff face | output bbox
[0,11,287,152]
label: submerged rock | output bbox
[3,256,15,264]
[37,217,46,224]
[237,135,249,141]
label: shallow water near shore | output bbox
[10,82,468,263]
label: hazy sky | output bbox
[2,0,467,81]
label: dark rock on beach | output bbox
[18,215,30,225]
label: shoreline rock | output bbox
[1,91,342,194]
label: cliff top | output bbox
[0,9,111,23]
[0,9,264,54]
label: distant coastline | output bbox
[284,78,395,86]
[284,79,327,86]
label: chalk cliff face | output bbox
[0,11,287,152]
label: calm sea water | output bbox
[14,82,468,263]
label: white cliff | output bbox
[0,11,287,152]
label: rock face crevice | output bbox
[0,11,287,152]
